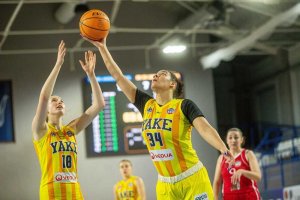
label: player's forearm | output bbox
[202,126,228,153]
[213,173,222,199]
[98,45,124,81]
[40,63,62,98]
[140,189,146,200]
[213,184,220,200]
[88,74,105,112]
[241,169,261,182]
[194,118,228,153]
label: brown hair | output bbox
[169,71,184,98]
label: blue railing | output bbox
[246,123,300,199]
[219,123,300,198]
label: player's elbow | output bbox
[256,173,262,182]
[251,171,262,182]
[94,98,106,111]
[99,99,106,110]
[213,180,220,189]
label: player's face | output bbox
[226,131,243,149]
[119,162,132,178]
[151,70,174,92]
[48,96,65,116]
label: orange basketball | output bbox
[79,9,110,41]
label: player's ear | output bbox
[170,81,176,88]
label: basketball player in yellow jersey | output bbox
[32,41,105,200]
[83,36,234,200]
[114,160,146,200]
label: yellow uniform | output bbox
[141,98,213,200]
[33,124,84,200]
[115,176,140,200]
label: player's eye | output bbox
[158,72,167,77]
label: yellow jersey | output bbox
[142,99,199,177]
[33,124,84,200]
[115,176,140,200]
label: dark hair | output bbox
[169,71,184,98]
[120,159,132,166]
[226,127,245,146]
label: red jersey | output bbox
[221,149,260,199]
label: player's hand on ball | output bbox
[81,34,106,48]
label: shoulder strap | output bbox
[240,149,250,167]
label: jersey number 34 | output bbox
[146,132,164,147]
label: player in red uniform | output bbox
[213,128,261,200]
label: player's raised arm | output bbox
[32,40,66,140]
[68,51,105,134]
[82,37,137,103]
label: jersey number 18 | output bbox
[62,155,72,168]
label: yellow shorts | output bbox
[156,167,214,200]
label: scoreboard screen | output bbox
[83,72,182,157]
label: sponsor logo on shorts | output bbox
[54,172,77,183]
[149,149,174,161]
[195,192,208,200]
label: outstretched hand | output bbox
[79,51,96,76]
[223,150,235,168]
[56,40,66,66]
[81,34,106,48]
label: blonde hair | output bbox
[119,159,132,166]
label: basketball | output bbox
[79,9,110,41]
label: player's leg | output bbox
[156,180,176,200]
[183,167,214,200]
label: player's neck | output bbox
[48,118,63,130]
[122,175,131,180]
[155,91,173,105]
[230,148,243,156]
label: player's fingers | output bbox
[85,52,88,63]
[79,60,84,67]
